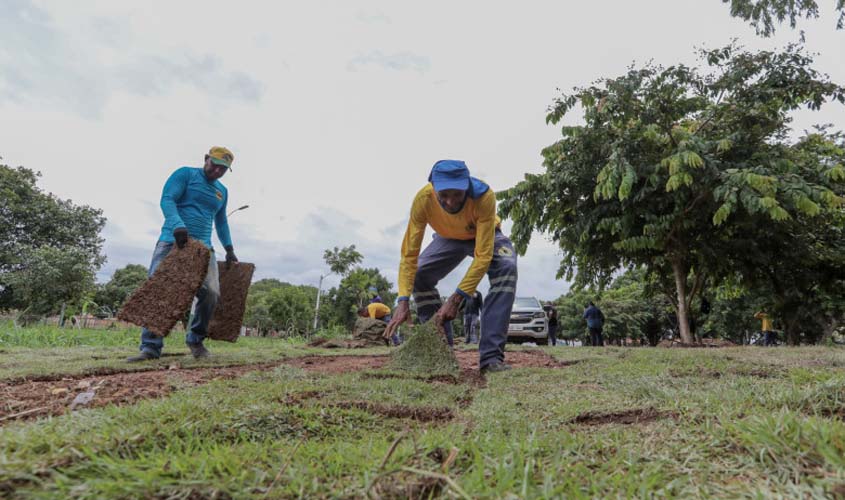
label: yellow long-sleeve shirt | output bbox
[367,302,391,319]
[754,312,773,331]
[397,183,501,298]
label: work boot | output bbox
[480,361,512,374]
[187,343,211,359]
[126,351,158,363]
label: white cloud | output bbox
[0,0,263,118]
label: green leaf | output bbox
[713,203,732,225]
[618,165,636,200]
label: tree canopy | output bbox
[94,264,148,315]
[723,0,845,36]
[499,44,845,343]
[0,163,106,314]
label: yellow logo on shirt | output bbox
[497,246,514,257]
[215,190,223,201]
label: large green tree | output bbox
[0,163,106,312]
[499,44,845,344]
[4,246,96,316]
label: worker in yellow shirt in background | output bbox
[359,302,391,322]
[384,160,518,374]
[754,311,776,346]
[358,302,401,345]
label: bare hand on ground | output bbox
[384,301,411,340]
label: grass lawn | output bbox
[2,323,845,498]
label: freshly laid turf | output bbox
[389,321,459,376]
[2,323,845,498]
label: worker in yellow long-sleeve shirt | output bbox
[358,302,392,321]
[754,311,776,346]
[384,160,518,374]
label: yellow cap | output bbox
[208,146,234,170]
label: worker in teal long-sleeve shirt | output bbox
[127,146,239,362]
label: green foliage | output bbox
[499,43,845,343]
[552,268,673,345]
[321,267,395,328]
[0,163,106,312]
[322,245,363,277]
[722,0,845,36]
[243,279,318,335]
[4,246,97,316]
[93,264,148,314]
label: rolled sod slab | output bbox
[207,261,255,342]
[389,321,458,375]
[118,239,210,337]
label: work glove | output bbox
[173,228,189,249]
[224,245,238,269]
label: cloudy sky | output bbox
[2,0,843,301]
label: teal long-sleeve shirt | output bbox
[157,167,233,250]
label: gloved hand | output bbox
[224,245,238,269]
[173,228,188,249]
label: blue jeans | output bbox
[139,241,219,357]
[589,327,604,346]
[412,231,517,368]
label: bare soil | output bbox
[657,338,737,348]
[283,349,569,375]
[569,407,676,426]
[118,239,209,336]
[1,349,572,425]
[207,262,255,342]
[0,363,275,424]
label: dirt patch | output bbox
[283,355,390,373]
[207,262,255,342]
[658,338,737,348]
[283,349,569,376]
[0,363,276,425]
[331,401,454,422]
[569,407,675,426]
[730,368,778,378]
[280,390,322,405]
[118,239,209,336]
[308,338,372,349]
[283,349,569,375]
[1,349,572,425]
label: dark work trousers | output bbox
[412,230,518,369]
[589,327,604,346]
[548,324,557,346]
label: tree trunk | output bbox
[671,259,695,344]
[785,316,801,346]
